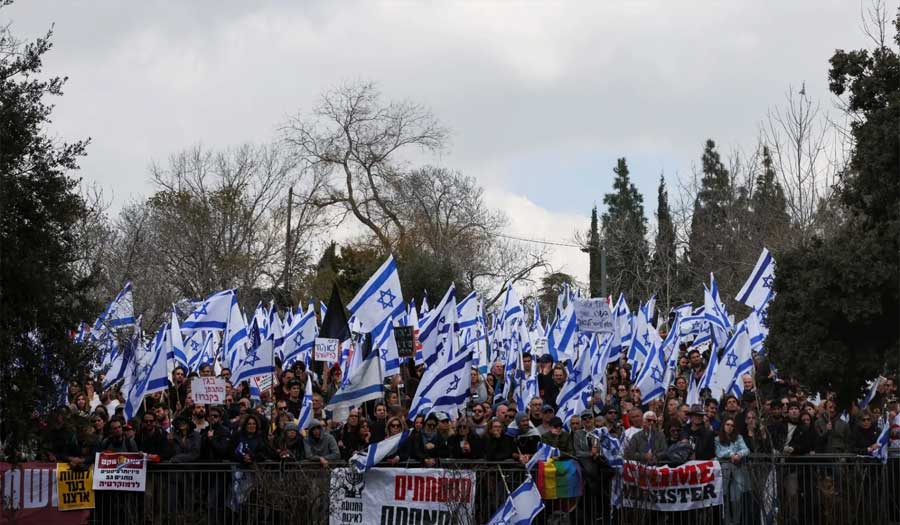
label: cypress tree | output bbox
[602,158,649,301]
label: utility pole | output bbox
[284,186,293,296]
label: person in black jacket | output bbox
[413,413,453,466]
[229,413,274,464]
[850,410,881,455]
[682,405,715,460]
[43,408,84,465]
[135,413,168,457]
[274,422,305,460]
[449,417,484,460]
[484,420,516,461]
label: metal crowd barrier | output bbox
[88,453,900,525]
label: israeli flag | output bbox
[736,247,776,310]
[408,349,472,420]
[124,325,169,420]
[327,346,384,411]
[704,275,732,348]
[282,307,317,367]
[418,284,458,367]
[591,427,624,467]
[169,308,188,370]
[297,373,314,430]
[530,299,545,345]
[859,376,885,409]
[233,337,275,386]
[547,292,577,363]
[871,423,890,463]
[526,442,560,472]
[487,475,545,525]
[373,315,401,377]
[268,305,284,359]
[347,255,406,332]
[350,429,411,474]
[181,289,236,332]
[634,318,676,403]
[628,299,659,378]
[556,337,594,426]
[223,294,250,372]
[94,281,136,330]
[187,332,215,373]
[711,323,752,398]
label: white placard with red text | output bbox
[329,468,476,525]
[92,453,146,492]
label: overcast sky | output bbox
[8,1,873,283]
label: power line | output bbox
[496,233,584,249]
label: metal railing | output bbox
[86,453,900,525]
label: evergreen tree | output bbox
[767,16,900,407]
[587,206,603,297]
[651,175,677,309]
[602,158,649,302]
[0,18,96,457]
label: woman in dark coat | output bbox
[228,413,274,464]
[449,417,484,460]
[483,420,515,461]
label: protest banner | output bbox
[191,376,226,404]
[0,462,90,524]
[329,467,476,525]
[620,460,723,511]
[92,452,147,492]
[393,326,416,358]
[56,462,93,511]
[314,337,339,363]
[573,298,614,333]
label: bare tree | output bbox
[98,143,328,324]
[283,81,448,251]
[760,86,845,244]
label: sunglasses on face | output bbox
[277,406,288,411]
[389,423,401,428]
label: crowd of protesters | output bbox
[33,341,900,523]
[40,345,899,470]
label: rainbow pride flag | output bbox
[535,458,583,500]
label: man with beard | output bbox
[470,403,488,436]
[513,413,542,465]
[135,412,167,456]
[191,404,209,432]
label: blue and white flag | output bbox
[628,298,658,378]
[859,377,885,409]
[417,285,458,368]
[373,315,401,377]
[350,429,411,473]
[233,338,275,386]
[169,308,188,370]
[123,325,169,420]
[526,442,560,472]
[556,336,594,425]
[347,255,405,332]
[327,345,384,411]
[710,323,752,398]
[736,247,776,310]
[94,282,136,330]
[871,423,890,463]
[547,291,577,363]
[282,306,317,367]
[181,289,235,333]
[487,475,544,525]
[223,294,250,372]
[704,275,732,348]
[591,427,624,509]
[633,319,673,403]
[187,332,215,373]
[297,373,314,430]
[408,349,472,420]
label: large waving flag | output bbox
[871,423,890,463]
[556,336,594,425]
[628,298,658,378]
[233,337,275,386]
[282,306,317,367]
[633,322,672,403]
[123,324,169,420]
[347,255,406,332]
[372,314,401,376]
[94,281,136,331]
[350,429,412,473]
[487,475,545,525]
[704,275,732,348]
[327,344,384,411]
[408,349,472,420]
[547,290,577,363]
[859,376,885,409]
[417,285,458,367]
[736,247,776,310]
[710,322,752,398]
[181,289,235,333]
[223,293,250,372]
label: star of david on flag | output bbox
[347,255,405,333]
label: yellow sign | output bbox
[57,462,94,511]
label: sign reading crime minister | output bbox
[92,453,147,492]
